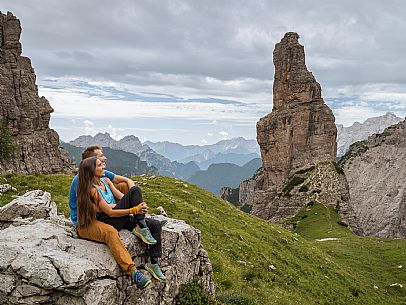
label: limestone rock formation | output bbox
[336,112,402,157]
[0,190,215,304]
[0,12,72,173]
[339,119,406,237]
[219,186,239,206]
[251,32,337,221]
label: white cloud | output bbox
[219,131,229,139]
[107,124,124,140]
[83,119,96,135]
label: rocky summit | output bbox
[0,12,72,174]
[339,119,406,238]
[249,32,337,221]
[0,190,215,304]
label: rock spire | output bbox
[252,32,337,219]
[0,12,72,173]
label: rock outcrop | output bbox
[0,12,72,174]
[339,119,406,238]
[250,32,337,221]
[0,190,215,304]
[336,112,402,157]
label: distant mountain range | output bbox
[146,137,259,160]
[69,134,261,179]
[336,112,403,156]
[146,137,260,170]
[188,158,262,194]
[69,133,199,180]
[65,112,404,192]
[61,142,158,176]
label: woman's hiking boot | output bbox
[132,227,157,245]
[132,270,151,289]
[145,263,167,281]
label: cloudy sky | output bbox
[2,0,406,144]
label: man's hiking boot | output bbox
[133,227,157,245]
[145,263,167,281]
[132,270,151,289]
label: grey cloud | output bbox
[2,0,406,93]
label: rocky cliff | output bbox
[0,12,72,174]
[336,112,402,157]
[250,32,337,221]
[0,190,215,304]
[339,119,406,237]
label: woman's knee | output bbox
[101,224,120,242]
[129,186,143,202]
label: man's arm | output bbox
[68,176,79,225]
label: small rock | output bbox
[390,283,403,288]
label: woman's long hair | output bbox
[77,156,98,229]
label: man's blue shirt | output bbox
[69,170,115,225]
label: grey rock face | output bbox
[256,162,349,227]
[336,112,402,157]
[0,190,215,304]
[340,119,406,237]
[0,12,73,174]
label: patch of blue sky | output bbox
[42,78,247,105]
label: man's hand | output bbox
[140,202,149,214]
[129,202,149,215]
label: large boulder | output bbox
[0,190,215,304]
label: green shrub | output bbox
[295,166,315,175]
[282,176,305,196]
[175,277,216,305]
[0,119,17,162]
[299,184,309,192]
[217,294,259,305]
[240,204,252,213]
[333,161,344,175]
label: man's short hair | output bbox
[82,145,102,160]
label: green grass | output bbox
[1,173,405,304]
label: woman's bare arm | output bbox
[91,188,130,217]
[105,177,124,200]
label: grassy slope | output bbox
[0,173,405,305]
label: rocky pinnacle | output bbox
[0,12,72,173]
[252,32,337,218]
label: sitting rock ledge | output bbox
[0,190,215,305]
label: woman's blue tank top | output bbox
[94,178,115,204]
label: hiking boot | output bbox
[145,263,167,281]
[133,227,157,245]
[132,270,151,289]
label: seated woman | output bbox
[76,157,166,289]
